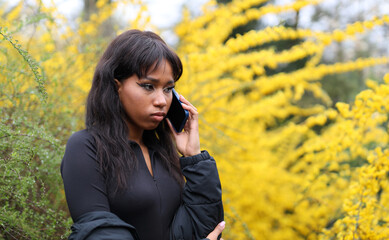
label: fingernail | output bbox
[219,221,225,228]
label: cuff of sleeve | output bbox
[180,150,210,169]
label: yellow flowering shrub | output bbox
[317,76,389,240]
[0,0,149,238]
[175,0,389,239]
[1,0,389,239]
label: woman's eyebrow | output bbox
[144,77,174,84]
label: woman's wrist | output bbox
[183,149,201,157]
[180,150,211,169]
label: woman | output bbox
[61,29,224,240]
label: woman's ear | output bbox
[114,79,122,92]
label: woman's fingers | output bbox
[206,221,225,240]
[178,95,198,129]
[179,96,198,118]
[179,95,197,111]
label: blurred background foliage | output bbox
[1,0,389,239]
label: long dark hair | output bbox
[86,29,184,191]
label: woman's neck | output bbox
[128,125,144,145]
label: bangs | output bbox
[113,31,182,82]
[137,41,183,81]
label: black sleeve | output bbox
[68,211,139,240]
[61,130,110,222]
[170,150,224,240]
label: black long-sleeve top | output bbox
[61,129,181,240]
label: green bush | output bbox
[0,28,71,240]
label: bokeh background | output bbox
[1,0,389,239]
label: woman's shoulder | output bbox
[65,129,96,151]
[67,129,94,143]
[61,129,98,172]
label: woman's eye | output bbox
[164,87,174,93]
[137,83,154,91]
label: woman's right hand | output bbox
[205,221,225,240]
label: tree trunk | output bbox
[83,0,116,38]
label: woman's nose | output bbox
[153,90,167,108]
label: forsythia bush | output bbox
[1,0,388,239]
[175,1,389,239]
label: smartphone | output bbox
[166,89,189,133]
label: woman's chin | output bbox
[144,122,161,131]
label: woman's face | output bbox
[116,60,175,134]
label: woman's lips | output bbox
[150,112,166,121]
